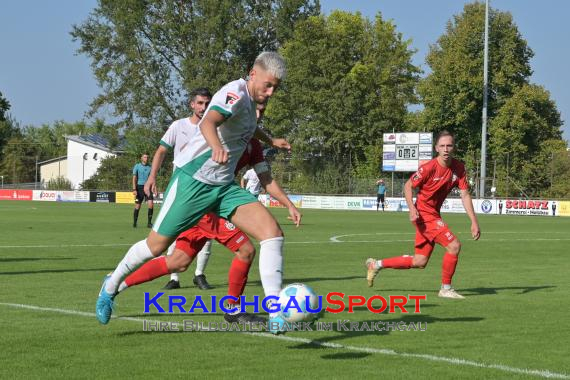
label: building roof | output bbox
[38,156,67,166]
[65,134,126,154]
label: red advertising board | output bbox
[0,189,33,201]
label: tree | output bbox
[418,2,533,160]
[0,91,9,122]
[489,84,563,196]
[0,91,17,161]
[267,11,420,193]
[418,2,566,197]
[71,0,320,129]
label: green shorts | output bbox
[153,169,258,237]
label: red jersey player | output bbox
[366,131,480,299]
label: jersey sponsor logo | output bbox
[224,220,236,231]
[432,177,442,182]
[225,91,240,105]
[436,220,445,227]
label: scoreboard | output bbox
[382,132,433,172]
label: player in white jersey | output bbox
[97,51,294,333]
[142,87,215,290]
[241,168,262,196]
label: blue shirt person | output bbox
[376,179,386,211]
[132,154,154,227]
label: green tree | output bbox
[267,11,420,193]
[71,0,320,129]
[418,2,533,160]
[0,91,10,122]
[489,84,563,196]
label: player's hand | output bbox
[287,206,302,227]
[471,222,481,240]
[144,177,156,197]
[211,146,229,164]
[409,207,419,223]
[271,138,291,151]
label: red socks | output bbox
[382,255,413,269]
[441,252,458,285]
[125,256,169,287]
[227,258,252,304]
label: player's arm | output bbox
[200,110,228,164]
[254,126,291,150]
[460,189,481,240]
[258,169,302,227]
[132,166,138,195]
[144,145,168,196]
[240,175,247,189]
[404,178,419,222]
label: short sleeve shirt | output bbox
[133,163,151,185]
[410,158,469,221]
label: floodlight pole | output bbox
[479,0,490,199]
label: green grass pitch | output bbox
[0,201,569,379]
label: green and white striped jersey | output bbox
[173,78,257,185]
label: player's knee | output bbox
[236,244,256,263]
[412,256,429,269]
[447,240,461,255]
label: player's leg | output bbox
[434,227,464,299]
[228,202,283,298]
[193,240,213,290]
[376,195,381,211]
[163,242,180,289]
[380,194,385,211]
[96,171,209,324]
[217,186,286,333]
[146,194,154,228]
[366,224,433,287]
[133,189,143,227]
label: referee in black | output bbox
[132,153,154,227]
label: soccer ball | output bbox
[277,283,319,323]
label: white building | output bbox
[38,156,67,186]
[65,135,124,189]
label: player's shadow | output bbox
[461,285,556,296]
[0,267,114,275]
[0,257,76,263]
[321,352,371,360]
[289,313,483,348]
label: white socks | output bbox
[195,240,212,276]
[166,242,179,282]
[259,237,284,298]
[105,239,154,294]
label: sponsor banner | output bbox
[476,199,497,215]
[499,199,556,216]
[57,191,89,202]
[300,195,319,209]
[558,201,570,217]
[0,189,33,201]
[33,190,57,201]
[440,198,465,213]
[89,191,116,203]
[116,191,135,204]
[264,194,302,208]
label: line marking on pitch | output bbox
[0,302,568,379]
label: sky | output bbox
[0,0,568,142]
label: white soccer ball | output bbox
[277,283,319,323]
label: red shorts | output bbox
[414,218,457,256]
[175,213,249,258]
